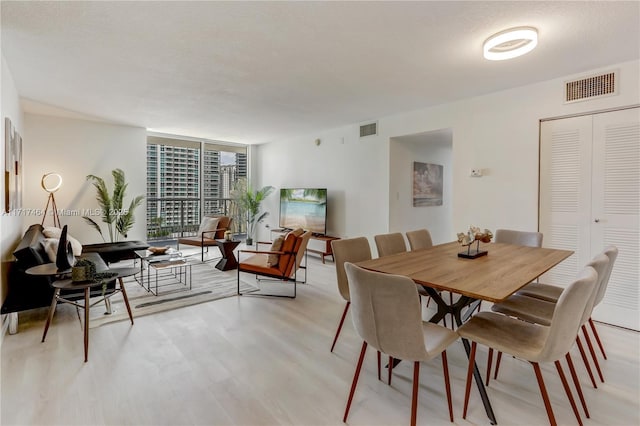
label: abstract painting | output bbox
[4,117,22,213]
[413,161,443,207]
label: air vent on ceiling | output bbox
[565,70,617,103]
[360,122,378,138]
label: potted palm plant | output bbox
[83,168,144,242]
[232,181,274,246]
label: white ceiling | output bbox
[2,1,639,144]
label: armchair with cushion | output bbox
[177,215,233,261]
[236,229,311,298]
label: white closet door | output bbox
[590,109,640,330]
[539,116,592,287]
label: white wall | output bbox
[22,114,147,244]
[389,130,453,245]
[254,123,389,243]
[1,56,25,306]
[256,60,640,244]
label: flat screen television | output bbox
[279,188,327,235]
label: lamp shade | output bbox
[41,173,63,193]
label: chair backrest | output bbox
[374,232,407,257]
[538,265,598,362]
[406,229,433,251]
[344,262,430,361]
[277,231,304,276]
[205,215,232,239]
[593,245,618,307]
[579,253,610,325]
[494,229,543,247]
[331,237,372,302]
[294,231,313,271]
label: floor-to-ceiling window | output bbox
[146,135,247,240]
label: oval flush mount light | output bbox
[483,27,538,61]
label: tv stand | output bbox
[307,235,340,264]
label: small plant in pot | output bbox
[231,180,274,246]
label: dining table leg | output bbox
[423,286,498,425]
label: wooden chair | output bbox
[343,262,458,425]
[177,215,232,262]
[236,230,311,298]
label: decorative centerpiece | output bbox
[457,226,493,259]
[72,258,97,282]
[224,230,233,241]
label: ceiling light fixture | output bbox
[483,27,538,61]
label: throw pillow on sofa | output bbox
[43,227,83,256]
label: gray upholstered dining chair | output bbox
[374,232,432,311]
[458,265,599,425]
[517,245,618,363]
[494,228,543,247]
[405,228,455,329]
[491,250,613,392]
[330,237,372,353]
[406,229,433,251]
[374,232,408,257]
[343,262,458,425]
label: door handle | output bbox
[594,218,600,223]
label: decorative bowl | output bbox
[148,246,170,255]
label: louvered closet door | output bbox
[590,109,640,330]
[539,107,639,331]
[539,115,592,289]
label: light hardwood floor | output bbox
[2,255,639,425]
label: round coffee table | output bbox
[42,267,138,362]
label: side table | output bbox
[213,239,240,271]
[42,267,137,362]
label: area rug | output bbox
[89,260,257,328]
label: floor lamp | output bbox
[41,173,62,228]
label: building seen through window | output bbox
[146,136,247,240]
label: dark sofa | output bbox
[1,224,146,333]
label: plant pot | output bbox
[72,266,91,282]
[245,237,253,246]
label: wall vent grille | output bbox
[359,122,378,137]
[565,71,617,103]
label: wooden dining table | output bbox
[356,241,573,425]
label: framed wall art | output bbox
[5,117,23,213]
[413,161,443,207]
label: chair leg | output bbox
[566,353,590,418]
[344,341,367,423]
[119,278,134,325]
[462,341,477,419]
[377,351,381,381]
[411,361,420,426]
[331,302,350,352]
[582,324,605,382]
[588,317,607,360]
[388,356,393,386]
[486,348,493,386]
[441,351,454,422]
[532,362,557,426]
[554,360,583,426]
[494,351,503,380]
[576,335,597,389]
